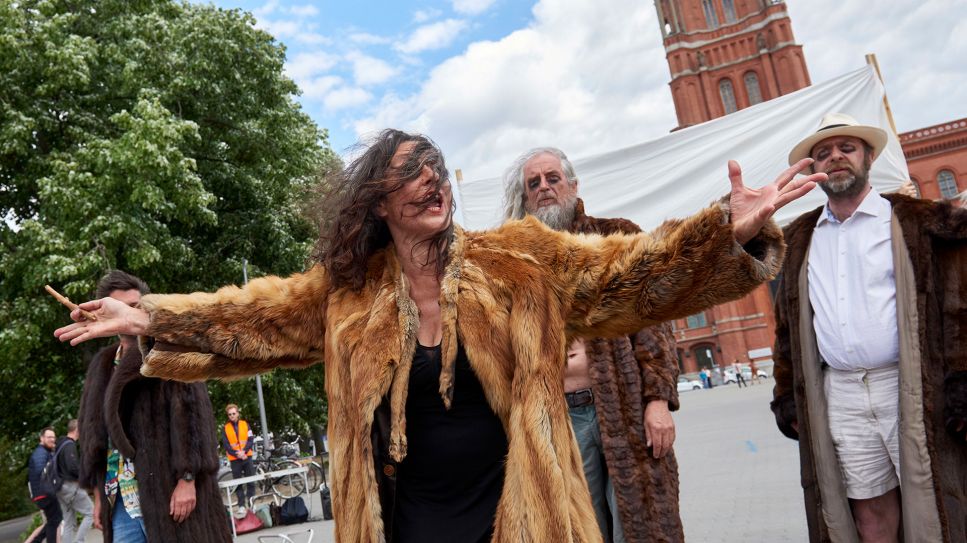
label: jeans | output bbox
[230,457,257,506]
[569,404,625,543]
[34,495,63,542]
[112,495,147,543]
[57,480,94,542]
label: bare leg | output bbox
[850,487,900,543]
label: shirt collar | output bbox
[815,188,885,227]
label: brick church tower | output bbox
[655,0,810,130]
[653,1,810,375]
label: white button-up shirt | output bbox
[807,189,898,371]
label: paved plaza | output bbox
[7,381,809,543]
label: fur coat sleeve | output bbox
[497,201,785,340]
[770,270,799,440]
[139,266,329,381]
[632,322,681,409]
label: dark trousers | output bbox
[34,496,63,542]
[230,457,257,505]
[737,374,747,388]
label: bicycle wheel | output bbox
[217,470,239,507]
[305,461,324,493]
[271,459,306,499]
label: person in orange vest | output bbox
[221,404,256,507]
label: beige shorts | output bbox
[824,364,900,500]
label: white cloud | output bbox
[452,0,497,16]
[413,8,442,23]
[786,0,967,133]
[346,52,399,86]
[362,0,672,178]
[253,0,279,17]
[285,51,339,81]
[325,87,373,110]
[288,4,319,17]
[300,76,343,100]
[395,19,469,54]
[350,32,391,45]
[256,18,302,39]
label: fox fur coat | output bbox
[138,203,786,543]
[569,200,684,542]
[770,194,967,542]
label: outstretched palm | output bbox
[729,158,826,244]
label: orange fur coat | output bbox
[139,204,785,542]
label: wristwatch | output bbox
[181,472,195,482]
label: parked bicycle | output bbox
[218,436,306,507]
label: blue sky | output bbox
[206,0,967,179]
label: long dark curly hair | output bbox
[314,129,455,291]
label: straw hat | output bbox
[788,112,888,165]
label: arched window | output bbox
[719,79,738,114]
[909,178,922,198]
[938,170,958,198]
[722,0,737,23]
[702,0,719,28]
[744,71,763,105]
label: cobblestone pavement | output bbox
[675,381,809,542]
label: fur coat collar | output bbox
[770,193,967,542]
[140,205,785,542]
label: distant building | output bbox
[900,118,967,206]
[654,1,966,375]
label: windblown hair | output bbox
[95,270,150,299]
[502,147,578,221]
[314,129,454,291]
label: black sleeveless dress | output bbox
[392,343,509,543]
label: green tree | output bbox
[0,0,339,519]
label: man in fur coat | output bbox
[77,270,231,543]
[770,113,967,542]
[503,148,684,543]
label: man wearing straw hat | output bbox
[770,113,967,542]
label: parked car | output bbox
[722,367,768,384]
[677,376,703,392]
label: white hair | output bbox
[501,147,579,221]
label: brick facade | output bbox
[900,118,967,206]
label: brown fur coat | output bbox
[78,343,230,543]
[570,200,684,542]
[139,204,785,543]
[770,194,967,542]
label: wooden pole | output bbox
[454,169,464,185]
[865,53,898,136]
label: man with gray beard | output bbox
[772,113,967,542]
[502,148,684,543]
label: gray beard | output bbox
[820,165,870,200]
[532,195,577,231]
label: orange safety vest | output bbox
[224,420,253,461]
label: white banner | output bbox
[455,65,909,230]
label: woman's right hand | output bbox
[53,297,150,345]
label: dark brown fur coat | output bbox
[138,204,785,542]
[771,194,967,542]
[570,200,684,542]
[78,342,230,543]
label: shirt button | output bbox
[383,464,396,477]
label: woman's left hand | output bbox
[729,158,827,244]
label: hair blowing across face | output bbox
[313,129,454,291]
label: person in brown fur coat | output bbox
[502,147,683,543]
[771,113,967,543]
[57,129,823,543]
[77,271,231,543]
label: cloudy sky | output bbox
[210,0,967,179]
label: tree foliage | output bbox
[0,0,339,519]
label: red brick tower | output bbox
[656,0,810,130]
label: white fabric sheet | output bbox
[454,65,909,230]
